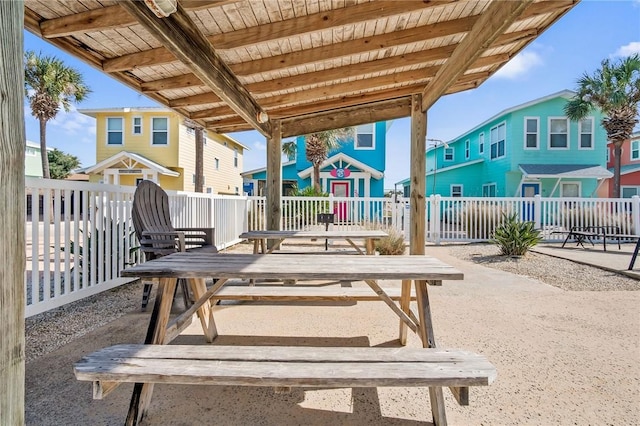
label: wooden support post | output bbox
[398,279,412,345]
[266,120,282,248]
[410,94,426,255]
[0,2,26,424]
[126,278,177,425]
[415,279,447,425]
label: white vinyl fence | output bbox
[24,178,640,317]
[25,178,247,317]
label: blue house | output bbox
[242,121,390,198]
[398,90,612,199]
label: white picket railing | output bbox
[24,178,247,318]
[24,178,640,317]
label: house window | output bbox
[151,117,168,145]
[549,117,569,149]
[579,118,593,149]
[234,148,238,168]
[355,123,375,149]
[215,158,219,170]
[465,139,470,159]
[490,122,506,159]
[524,117,539,149]
[479,132,484,154]
[622,186,640,198]
[25,147,37,156]
[206,187,213,194]
[186,126,195,136]
[631,140,639,160]
[606,146,610,163]
[561,182,580,197]
[132,117,142,135]
[451,184,463,197]
[107,117,123,145]
[482,183,497,197]
[444,147,454,161]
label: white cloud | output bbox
[253,140,266,151]
[493,51,543,80]
[612,41,640,58]
[50,106,96,136]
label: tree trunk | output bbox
[194,128,204,193]
[0,1,26,424]
[313,165,321,191]
[613,142,622,198]
[39,118,50,179]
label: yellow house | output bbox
[79,107,247,194]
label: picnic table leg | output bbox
[365,238,375,255]
[398,279,412,345]
[628,239,640,270]
[414,279,447,426]
[126,277,177,426]
[187,277,218,342]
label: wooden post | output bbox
[194,127,204,192]
[0,1,26,424]
[266,119,282,237]
[410,94,426,255]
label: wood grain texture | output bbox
[120,253,463,281]
[0,2,26,424]
[75,344,497,389]
[266,119,281,234]
[211,285,415,302]
[410,94,426,255]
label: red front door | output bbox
[331,181,349,221]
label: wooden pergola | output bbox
[1,0,578,422]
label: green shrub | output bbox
[491,213,542,256]
[374,226,406,255]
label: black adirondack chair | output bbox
[132,180,218,310]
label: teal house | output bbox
[25,140,45,178]
[242,121,389,198]
[398,90,612,199]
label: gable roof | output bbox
[241,160,296,177]
[81,151,180,177]
[519,164,613,179]
[298,152,384,180]
[610,164,640,176]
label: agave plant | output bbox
[491,213,542,256]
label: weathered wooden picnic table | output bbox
[239,229,388,255]
[74,252,496,426]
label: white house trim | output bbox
[82,151,180,177]
[297,153,383,180]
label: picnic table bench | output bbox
[556,226,623,251]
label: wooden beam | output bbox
[119,1,271,138]
[104,14,477,73]
[39,1,236,38]
[203,73,491,130]
[0,1,26,424]
[266,120,282,235]
[142,45,458,93]
[410,94,426,255]
[280,98,412,138]
[420,0,534,110]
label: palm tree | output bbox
[304,128,354,191]
[281,139,297,161]
[24,51,90,179]
[564,54,640,198]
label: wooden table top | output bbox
[121,252,463,281]
[239,230,389,239]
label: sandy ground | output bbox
[24,243,640,425]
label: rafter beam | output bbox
[104,14,477,73]
[119,0,270,137]
[203,72,489,131]
[420,0,535,110]
[280,98,412,138]
[39,1,235,38]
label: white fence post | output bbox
[534,194,542,229]
[433,194,441,245]
[632,195,640,234]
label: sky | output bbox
[23,0,640,190]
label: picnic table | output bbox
[74,252,496,426]
[557,226,622,251]
[239,229,388,255]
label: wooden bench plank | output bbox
[75,344,496,390]
[213,285,415,301]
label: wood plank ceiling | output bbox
[24,0,578,139]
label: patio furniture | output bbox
[75,251,495,426]
[132,180,217,310]
[239,229,387,255]
[317,213,335,250]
